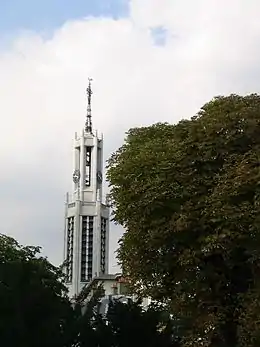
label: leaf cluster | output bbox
[0,233,180,347]
[0,234,72,347]
[107,94,260,346]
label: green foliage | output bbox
[0,233,178,346]
[72,281,106,347]
[0,234,73,347]
[105,299,177,347]
[107,94,260,346]
[73,281,179,347]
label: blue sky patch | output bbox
[150,26,168,46]
[0,0,129,34]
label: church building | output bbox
[63,80,151,311]
[63,79,110,298]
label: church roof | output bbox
[92,273,122,281]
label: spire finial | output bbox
[85,77,93,133]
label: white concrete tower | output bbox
[64,79,110,298]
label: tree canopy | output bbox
[107,94,260,346]
[0,233,179,347]
[0,234,73,347]
[76,294,178,347]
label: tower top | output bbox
[85,77,93,133]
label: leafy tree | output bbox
[72,281,107,347]
[0,233,180,347]
[0,233,181,347]
[74,279,180,347]
[0,234,73,347]
[105,299,178,347]
[107,94,260,346]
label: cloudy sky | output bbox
[0,0,259,271]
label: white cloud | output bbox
[1,0,260,270]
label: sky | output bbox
[0,0,128,32]
[0,0,260,271]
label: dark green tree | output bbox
[73,281,108,347]
[74,281,179,347]
[107,94,260,346]
[0,234,74,347]
[105,299,178,347]
[0,233,181,347]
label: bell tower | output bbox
[64,79,110,298]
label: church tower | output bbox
[64,79,110,298]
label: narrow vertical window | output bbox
[100,217,107,274]
[85,147,91,186]
[81,216,94,282]
[66,217,74,283]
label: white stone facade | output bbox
[79,274,152,313]
[64,127,110,298]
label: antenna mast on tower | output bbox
[85,77,93,133]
